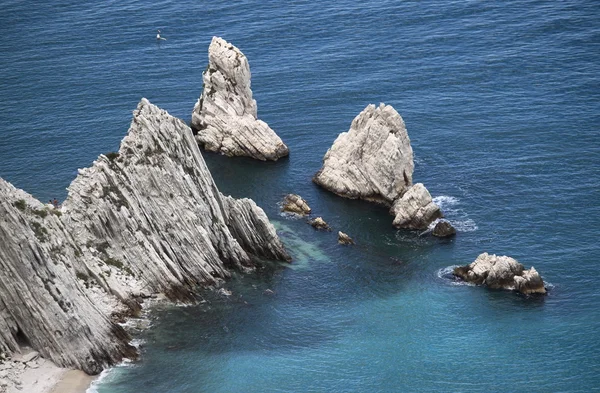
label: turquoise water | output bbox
[1,1,599,392]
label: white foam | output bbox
[432,195,478,233]
[433,195,459,209]
[436,266,476,286]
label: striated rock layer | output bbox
[0,98,290,374]
[191,37,288,161]
[453,253,546,295]
[63,99,290,300]
[0,180,135,375]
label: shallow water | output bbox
[1,0,599,392]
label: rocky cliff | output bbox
[0,180,135,375]
[0,98,290,374]
[191,37,289,161]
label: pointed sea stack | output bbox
[191,37,289,161]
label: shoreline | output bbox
[2,351,95,393]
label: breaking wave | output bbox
[436,265,475,286]
[432,195,478,233]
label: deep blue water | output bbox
[1,1,600,392]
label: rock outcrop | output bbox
[391,183,442,230]
[191,37,288,161]
[313,104,414,205]
[453,253,546,295]
[432,220,456,237]
[0,98,290,375]
[313,103,443,230]
[309,217,330,231]
[281,194,311,215]
[63,99,290,300]
[338,231,354,245]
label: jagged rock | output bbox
[191,37,288,161]
[390,183,442,230]
[313,104,414,205]
[0,98,290,375]
[432,220,456,237]
[337,231,354,245]
[309,217,330,231]
[453,253,546,295]
[281,194,311,215]
[0,179,135,375]
[63,99,290,299]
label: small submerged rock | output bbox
[309,217,330,231]
[453,253,546,295]
[281,194,311,215]
[337,231,354,245]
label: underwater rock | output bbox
[390,183,442,230]
[191,37,288,161]
[313,103,414,205]
[281,194,311,215]
[432,220,456,237]
[453,253,546,295]
[337,231,355,245]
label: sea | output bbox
[1,1,599,392]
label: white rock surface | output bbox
[281,194,311,215]
[0,180,134,375]
[191,37,288,161]
[453,253,546,295]
[390,183,442,230]
[313,103,414,205]
[0,98,290,375]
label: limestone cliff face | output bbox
[63,99,290,300]
[191,37,289,161]
[314,104,414,205]
[0,98,290,374]
[0,180,135,375]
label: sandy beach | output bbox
[3,350,94,393]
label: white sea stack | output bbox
[313,103,414,205]
[390,183,442,230]
[453,253,546,295]
[191,36,289,161]
[0,98,290,375]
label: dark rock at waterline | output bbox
[309,217,330,231]
[453,253,546,295]
[281,194,311,215]
[337,231,354,245]
[432,220,456,237]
